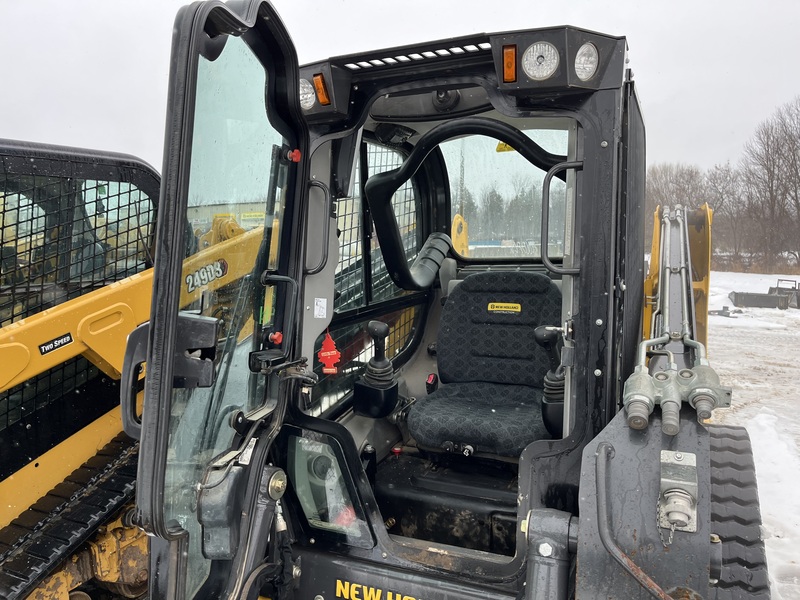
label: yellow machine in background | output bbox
[0,140,282,599]
[643,204,712,348]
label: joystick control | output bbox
[534,325,565,438]
[363,321,393,386]
[353,320,399,418]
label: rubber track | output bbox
[708,424,770,600]
[0,434,138,599]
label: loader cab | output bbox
[125,2,646,598]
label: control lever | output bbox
[363,320,393,386]
[534,325,562,374]
[534,325,565,438]
[353,320,399,418]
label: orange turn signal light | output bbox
[502,45,517,83]
[313,73,331,106]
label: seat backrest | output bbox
[437,271,561,388]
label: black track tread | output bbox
[0,433,138,599]
[708,424,770,600]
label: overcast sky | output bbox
[1,0,798,173]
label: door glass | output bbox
[162,35,287,597]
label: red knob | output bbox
[269,331,283,345]
[287,149,302,163]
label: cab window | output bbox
[440,121,575,259]
[307,141,425,416]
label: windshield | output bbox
[162,34,287,598]
[440,119,576,259]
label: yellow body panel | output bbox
[642,206,662,340]
[451,214,469,257]
[0,406,124,528]
[688,204,712,348]
[1,222,266,529]
[0,225,264,393]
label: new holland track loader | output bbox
[6,0,771,597]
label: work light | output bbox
[299,78,315,110]
[574,42,599,81]
[521,41,559,81]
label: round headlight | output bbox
[575,42,599,81]
[521,41,559,81]
[299,78,316,110]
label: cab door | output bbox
[128,2,307,598]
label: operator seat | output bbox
[407,271,561,457]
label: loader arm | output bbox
[0,224,265,393]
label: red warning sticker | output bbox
[317,331,341,375]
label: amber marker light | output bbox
[312,73,332,106]
[502,45,517,83]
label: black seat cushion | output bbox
[407,271,561,456]
[407,382,550,457]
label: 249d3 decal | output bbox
[186,259,228,293]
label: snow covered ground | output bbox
[707,271,800,600]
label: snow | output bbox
[707,271,800,599]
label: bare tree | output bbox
[705,163,746,257]
[645,163,708,249]
[741,116,790,266]
[775,97,800,261]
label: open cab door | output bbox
[123,1,307,598]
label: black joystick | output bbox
[534,325,565,438]
[364,321,392,382]
[533,325,562,374]
[353,320,399,418]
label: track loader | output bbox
[0,140,275,599]
[10,0,772,597]
[0,139,160,599]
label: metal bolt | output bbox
[292,565,302,579]
[595,318,603,326]
[594,369,602,377]
[309,538,315,544]
[675,452,683,461]
[600,141,608,148]
[315,596,324,600]
[268,470,288,499]
[710,533,721,544]
[538,542,553,557]
[381,551,388,559]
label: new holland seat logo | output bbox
[488,302,521,314]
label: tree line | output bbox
[646,96,800,271]
[452,175,566,246]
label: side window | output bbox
[287,430,371,547]
[439,122,574,260]
[307,141,425,416]
[365,142,421,302]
